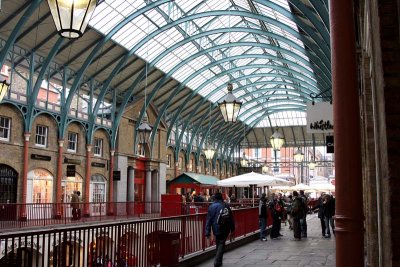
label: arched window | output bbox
[27,169,53,203]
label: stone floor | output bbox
[196,215,336,267]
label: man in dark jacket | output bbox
[323,194,335,238]
[205,192,235,267]
[259,193,268,241]
[312,193,326,237]
[291,191,305,240]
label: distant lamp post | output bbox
[0,80,10,103]
[240,152,248,167]
[262,165,269,174]
[308,158,317,170]
[218,83,242,122]
[270,128,285,150]
[137,113,152,145]
[204,145,216,160]
[294,147,304,162]
[47,0,98,39]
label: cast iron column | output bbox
[330,0,364,266]
[84,144,92,216]
[20,132,30,220]
[108,150,115,215]
[56,139,64,218]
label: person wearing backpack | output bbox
[291,191,305,241]
[205,192,235,267]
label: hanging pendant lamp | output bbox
[294,147,304,162]
[138,113,152,145]
[47,0,97,39]
[218,83,242,122]
[270,128,285,150]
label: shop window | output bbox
[0,116,11,141]
[28,169,53,203]
[94,138,103,157]
[35,125,48,147]
[67,132,78,152]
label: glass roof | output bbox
[89,0,322,127]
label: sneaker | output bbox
[324,235,331,238]
[262,238,267,241]
[278,234,283,237]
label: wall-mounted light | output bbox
[0,80,10,103]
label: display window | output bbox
[27,169,53,204]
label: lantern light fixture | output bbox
[270,128,285,151]
[218,83,242,122]
[308,158,317,170]
[262,164,269,174]
[203,103,216,160]
[137,113,152,145]
[47,0,98,39]
[240,152,248,167]
[293,147,304,162]
[0,80,10,103]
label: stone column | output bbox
[20,132,30,220]
[330,0,364,265]
[174,162,179,177]
[127,166,135,202]
[83,145,92,216]
[56,139,64,219]
[107,150,115,215]
[145,169,152,213]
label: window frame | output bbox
[93,138,103,157]
[0,116,11,142]
[35,125,48,147]
[67,132,78,153]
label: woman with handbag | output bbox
[269,194,283,239]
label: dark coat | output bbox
[205,200,235,238]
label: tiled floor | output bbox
[196,215,336,266]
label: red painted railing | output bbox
[0,207,259,267]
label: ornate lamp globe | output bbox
[204,145,216,160]
[294,147,304,162]
[308,159,317,170]
[262,165,269,174]
[240,152,248,167]
[270,129,285,150]
[218,83,242,122]
[47,0,98,39]
[0,80,10,103]
[137,114,152,145]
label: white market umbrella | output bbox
[290,183,312,191]
[217,172,291,187]
[311,183,335,192]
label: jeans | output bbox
[319,217,326,236]
[300,216,307,237]
[214,235,227,267]
[259,217,267,239]
[325,216,335,236]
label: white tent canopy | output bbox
[217,172,291,187]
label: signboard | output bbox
[91,162,106,168]
[306,102,334,133]
[67,165,76,177]
[326,135,334,153]
[31,154,51,161]
[113,171,121,181]
[64,157,81,165]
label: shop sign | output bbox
[92,162,105,168]
[306,102,334,133]
[31,154,51,161]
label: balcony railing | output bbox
[0,206,259,267]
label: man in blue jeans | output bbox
[205,192,235,267]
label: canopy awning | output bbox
[169,172,219,186]
[217,171,291,187]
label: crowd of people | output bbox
[204,190,336,267]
